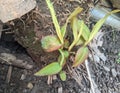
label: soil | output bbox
[0,0,120,93]
[89,26,120,93]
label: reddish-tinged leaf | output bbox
[34,62,62,76]
[41,35,62,52]
[73,47,89,67]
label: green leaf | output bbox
[61,24,67,38]
[41,35,62,52]
[58,50,69,67]
[61,7,83,39]
[76,37,85,46]
[58,55,66,67]
[35,62,62,76]
[77,20,90,41]
[59,49,65,66]
[77,20,84,41]
[63,50,69,58]
[85,10,120,45]
[73,46,89,67]
[59,71,66,81]
[71,17,78,40]
[67,7,83,22]
[46,0,63,44]
[68,20,84,51]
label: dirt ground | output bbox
[0,0,120,93]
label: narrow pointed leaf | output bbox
[77,20,84,41]
[85,10,120,45]
[67,7,83,21]
[73,46,89,67]
[71,17,78,40]
[35,62,62,76]
[77,20,90,41]
[61,24,67,38]
[59,71,66,81]
[41,35,62,52]
[46,0,63,44]
[69,20,84,51]
[61,7,83,39]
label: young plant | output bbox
[35,0,120,81]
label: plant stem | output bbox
[68,40,76,51]
[59,49,65,66]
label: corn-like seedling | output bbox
[35,0,120,81]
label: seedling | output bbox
[35,0,120,81]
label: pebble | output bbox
[58,87,62,93]
[27,82,33,89]
[111,68,117,77]
[103,66,110,72]
[20,74,26,80]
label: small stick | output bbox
[6,65,12,83]
[47,75,52,84]
[85,60,96,93]
[0,53,33,69]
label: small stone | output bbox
[93,55,100,63]
[20,74,26,80]
[103,66,110,72]
[58,87,62,93]
[111,68,117,77]
[27,82,33,89]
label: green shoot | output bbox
[35,0,120,81]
